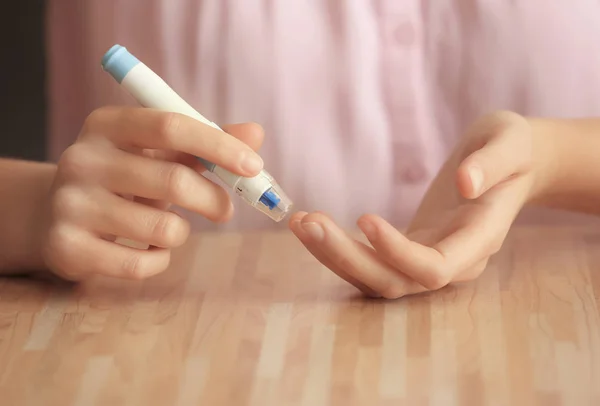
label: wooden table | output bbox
[0,226,599,406]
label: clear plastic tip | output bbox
[255,184,293,222]
[232,169,293,222]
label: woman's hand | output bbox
[290,111,538,299]
[41,107,265,281]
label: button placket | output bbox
[378,2,428,187]
[393,21,416,46]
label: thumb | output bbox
[456,120,532,199]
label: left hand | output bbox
[289,111,538,299]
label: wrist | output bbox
[25,166,56,271]
[524,116,600,216]
[0,160,56,274]
[524,117,563,207]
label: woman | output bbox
[46,1,600,231]
[3,0,590,294]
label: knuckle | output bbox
[488,111,529,137]
[486,236,505,255]
[474,262,488,275]
[423,266,451,291]
[58,144,93,179]
[460,261,489,282]
[489,240,504,255]
[466,110,525,142]
[163,163,190,202]
[51,187,88,220]
[41,225,78,277]
[157,112,181,146]
[81,107,116,133]
[479,110,518,127]
[83,108,106,128]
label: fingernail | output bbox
[302,222,324,242]
[240,151,263,174]
[469,166,484,195]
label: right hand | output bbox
[41,106,265,281]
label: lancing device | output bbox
[101,44,293,222]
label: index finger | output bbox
[289,211,382,298]
[81,107,264,177]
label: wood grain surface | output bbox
[0,226,599,406]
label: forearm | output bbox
[528,117,600,215]
[0,159,55,274]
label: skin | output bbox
[0,107,265,280]
[2,109,600,292]
[289,111,600,299]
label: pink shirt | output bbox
[46,1,600,230]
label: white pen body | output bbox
[120,62,273,205]
[101,44,293,221]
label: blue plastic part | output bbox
[101,44,140,83]
[259,188,281,210]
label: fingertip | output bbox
[244,121,265,138]
[241,122,266,152]
[211,199,235,224]
[357,213,383,224]
[143,246,172,278]
[170,211,191,247]
[114,246,171,281]
[468,165,484,196]
[224,122,265,152]
[226,121,264,134]
[224,201,236,223]
[357,217,378,240]
[456,160,480,199]
[300,211,331,227]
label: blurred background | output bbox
[0,1,598,230]
[0,0,46,161]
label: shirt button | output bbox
[393,22,416,46]
[399,163,427,184]
[392,143,428,184]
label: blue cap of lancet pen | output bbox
[101,44,141,83]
